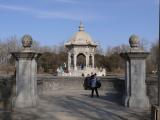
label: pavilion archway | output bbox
[77,53,86,69]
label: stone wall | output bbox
[146,75,158,105]
[0,74,158,110]
[0,75,15,110]
[37,75,125,93]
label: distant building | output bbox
[58,22,106,76]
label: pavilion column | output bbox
[74,54,77,70]
[92,54,95,68]
[86,54,89,68]
[68,52,71,71]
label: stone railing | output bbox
[0,74,158,110]
[37,75,125,93]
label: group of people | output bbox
[83,73,101,98]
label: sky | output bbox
[0,0,159,50]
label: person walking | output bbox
[90,73,99,98]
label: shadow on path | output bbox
[1,90,150,120]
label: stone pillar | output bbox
[120,35,150,109]
[86,54,89,68]
[11,35,41,108]
[151,105,160,120]
[74,54,77,70]
[68,52,71,71]
[92,54,95,68]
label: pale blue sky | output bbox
[0,0,158,49]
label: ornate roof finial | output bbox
[79,21,84,31]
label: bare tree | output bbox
[0,36,20,64]
[146,40,159,73]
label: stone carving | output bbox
[22,34,33,48]
[129,34,139,48]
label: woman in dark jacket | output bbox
[90,74,99,98]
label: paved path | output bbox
[0,90,150,120]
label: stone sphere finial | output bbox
[129,34,139,48]
[22,34,33,48]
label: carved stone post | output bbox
[151,105,160,120]
[92,54,95,68]
[11,35,41,108]
[68,52,71,71]
[120,35,150,109]
[86,54,89,68]
[74,53,77,70]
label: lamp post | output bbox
[151,11,160,119]
[158,24,160,106]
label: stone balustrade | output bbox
[0,74,158,110]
